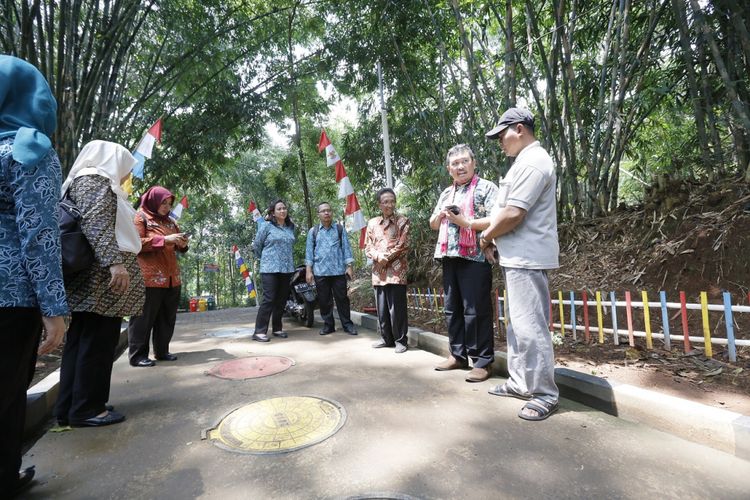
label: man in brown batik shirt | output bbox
[365,188,410,353]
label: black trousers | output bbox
[0,307,41,493]
[128,285,181,362]
[442,257,494,368]
[375,284,408,346]
[315,275,355,332]
[54,312,121,423]
[254,273,292,335]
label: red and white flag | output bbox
[248,200,263,223]
[318,129,367,247]
[171,195,188,219]
[135,119,162,158]
[131,118,163,180]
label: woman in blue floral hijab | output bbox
[0,55,68,496]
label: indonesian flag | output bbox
[171,195,188,219]
[248,200,263,223]
[318,129,367,248]
[232,245,256,298]
[132,118,163,179]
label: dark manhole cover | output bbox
[207,356,295,380]
[204,396,346,454]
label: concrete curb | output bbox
[24,325,129,436]
[349,311,750,460]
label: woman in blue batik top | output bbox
[0,55,69,496]
[251,199,296,342]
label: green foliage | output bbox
[5,0,749,293]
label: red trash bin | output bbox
[189,297,198,312]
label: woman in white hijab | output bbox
[54,140,146,428]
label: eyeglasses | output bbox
[318,209,332,214]
[449,157,473,167]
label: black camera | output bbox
[446,205,460,215]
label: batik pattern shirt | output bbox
[0,137,68,316]
[431,176,498,262]
[365,214,409,286]
[64,175,145,317]
[252,221,296,274]
[305,223,354,276]
[135,210,187,288]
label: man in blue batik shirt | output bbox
[305,202,357,335]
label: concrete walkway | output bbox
[22,308,750,499]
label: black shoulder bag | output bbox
[59,190,95,277]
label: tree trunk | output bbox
[688,0,750,131]
[195,259,201,296]
[287,2,313,228]
[450,0,491,131]
[671,0,712,172]
[505,0,516,108]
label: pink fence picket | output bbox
[679,291,691,353]
[625,291,635,347]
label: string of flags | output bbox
[318,129,367,248]
[122,118,162,195]
[171,195,189,220]
[133,119,162,180]
[123,118,188,220]
[232,245,256,298]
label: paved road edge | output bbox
[25,312,750,460]
[350,310,750,460]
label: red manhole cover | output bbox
[207,356,295,380]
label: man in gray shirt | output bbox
[482,108,560,421]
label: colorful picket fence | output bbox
[406,288,750,363]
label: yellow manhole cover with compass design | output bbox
[204,396,346,454]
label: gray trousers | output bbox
[502,267,559,404]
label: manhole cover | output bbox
[207,356,295,380]
[204,327,254,338]
[204,396,346,454]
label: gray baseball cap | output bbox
[485,107,535,139]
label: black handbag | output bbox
[58,191,95,277]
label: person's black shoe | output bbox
[252,333,270,342]
[319,329,334,335]
[131,358,155,367]
[10,466,35,496]
[272,331,288,338]
[156,353,178,361]
[344,327,358,335]
[59,404,115,426]
[70,410,126,427]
